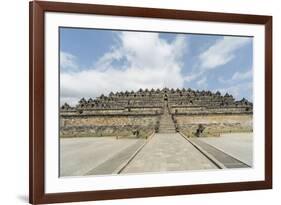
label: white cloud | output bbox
[60,51,79,72]
[184,70,204,82]
[184,36,251,83]
[218,76,227,84]
[60,32,187,105]
[199,36,251,70]
[215,69,253,101]
[218,69,252,84]
[215,82,253,101]
[231,70,252,81]
[196,76,207,88]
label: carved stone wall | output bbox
[174,114,253,137]
[60,115,159,137]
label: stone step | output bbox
[158,108,176,133]
[160,120,174,123]
[159,129,176,132]
[159,128,175,130]
[158,130,176,133]
[159,127,175,129]
[159,125,174,127]
[159,125,175,127]
[159,123,174,125]
[159,129,175,131]
[159,124,174,127]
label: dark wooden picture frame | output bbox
[29,1,272,204]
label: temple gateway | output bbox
[60,88,253,138]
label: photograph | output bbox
[29,1,272,203]
[59,28,254,177]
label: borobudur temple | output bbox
[60,88,253,138]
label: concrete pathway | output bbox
[190,138,249,168]
[198,133,253,166]
[86,139,146,175]
[121,133,217,174]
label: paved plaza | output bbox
[60,132,253,177]
[198,133,253,166]
[60,137,145,176]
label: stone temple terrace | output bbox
[60,88,253,139]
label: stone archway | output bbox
[164,94,168,101]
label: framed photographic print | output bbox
[29,1,272,204]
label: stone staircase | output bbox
[158,103,176,133]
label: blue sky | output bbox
[60,27,253,105]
